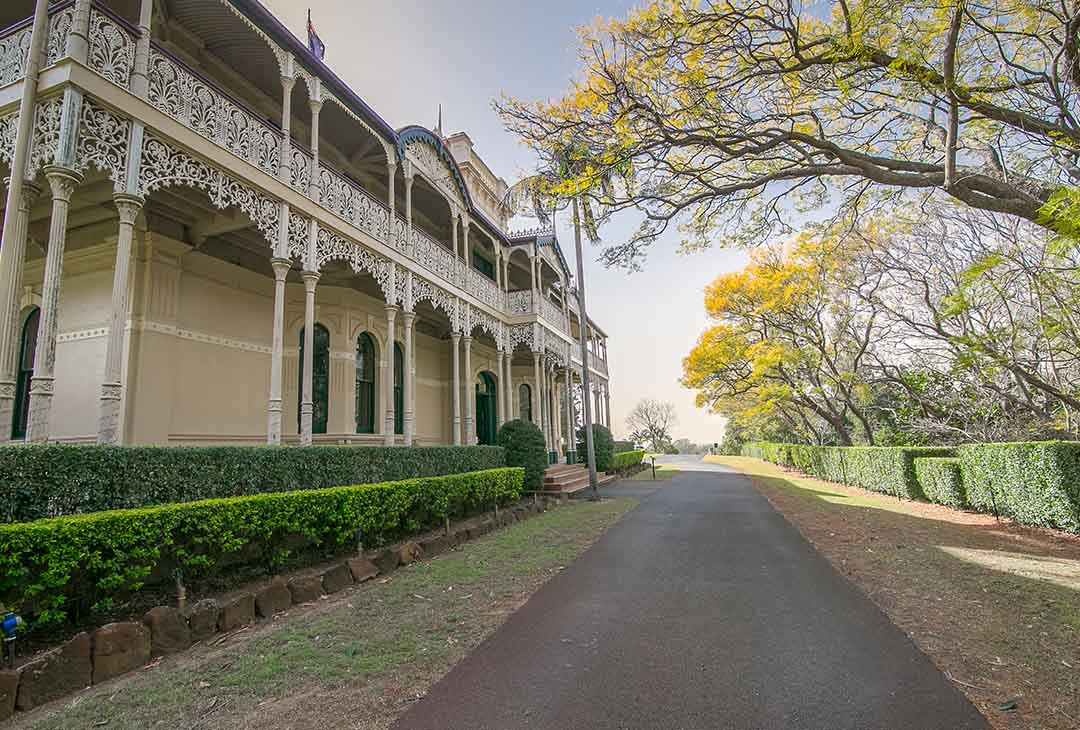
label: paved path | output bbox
[392,456,987,730]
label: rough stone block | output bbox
[346,557,378,583]
[15,632,91,711]
[372,547,400,575]
[92,622,150,685]
[398,541,423,565]
[321,563,354,594]
[185,599,220,642]
[254,578,292,617]
[0,669,18,721]
[419,535,450,557]
[287,574,324,604]
[142,606,191,656]
[218,593,255,632]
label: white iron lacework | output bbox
[74,99,130,191]
[27,96,63,177]
[87,8,135,89]
[138,134,279,248]
[287,211,308,262]
[539,295,569,333]
[315,227,394,302]
[45,7,73,66]
[147,48,282,179]
[411,275,455,322]
[0,24,31,87]
[318,163,390,243]
[0,111,18,165]
[509,324,534,352]
[507,289,532,315]
[393,265,408,308]
[290,147,311,192]
[470,307,500,341]
[405,139,463,206]
[412,227,455,283]
[544,329,567,367]
[467,268,504,310]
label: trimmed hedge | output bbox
[497,420,547,491]
[613,440,636,453]
[913,457,965,508]
[0,467,524,629]
[0,444,505,523]
[742,442,955,499]
[959,442,1080,533]
[612,450,645,473]
[577,424,615,472]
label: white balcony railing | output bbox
[507,290,532,315]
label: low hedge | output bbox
[913,457,965,508]
[0,444,505,523]
[743,442,954,499]
[959,442,1080,533]
[612,450,645,472]
[0,467,524,630]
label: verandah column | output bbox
[279,63,295,182]
[0,0,50,439]
[266,257,291,444]
[299,271,319,446]
[532,351,544,437]
[403,161,414,256]
[496,348,507,426]
[0,181,41,439]
[402,310,415,445]
[384,305,397,445]
[553,370,564,460]
[565,366,577,464]
[96,195,143,443]
[26,167,83,442]
[603,382,612,428]
[451,331,461,445]
[308,94,323,201]
[463,334,474,444]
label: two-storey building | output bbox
[0,0,614,459]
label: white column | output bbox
[403,311,415,445]
[451,332,461,445]
[604,383,612,429]
[529,251,538,311]
[66,0,92,62]
[496,349,507,426]
[463,335,473,444]
[279,73,295,182]
[451,210,460,264]
[26,168,82,442]
[266,258,290,444]
[308,98,322,201]
[384,306,397,445]
[129,0,154,97]
[461,214,470,285]
[564,366,575,462]
[97,194,143,444]
[0,181,41,439]
[403,162,414,256]
[554,373,564,460]
[299,271,319,446]
[532,351,544,435]
[387,159,397,242]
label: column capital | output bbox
[43,166,82,203]
[401,310,416,325]
[280,74,296,92]
[301,270,320,291]
[402,159,414,182]
[308,98,324,115]
[271,257,292,280]
[462,334,472,345]
[450,331,461,342]
[385,304,399,316]
[387,156,398,174]
[113,193,144,224]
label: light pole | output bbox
[572,198,599,499]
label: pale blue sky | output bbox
[263,0,748,443]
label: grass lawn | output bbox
[10,498,636,730]
[628,462,680,481]
[707,455,1080,730]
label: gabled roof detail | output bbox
[396,126,473,210]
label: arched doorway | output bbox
[298,323,329,434]
[518,383,532,422]
[476,372,497,445]
[12,307,39,439]
[355,332,377,434]
[394,342,404,435]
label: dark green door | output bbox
[394,342,404,435]
[355,333,376,433]
[298,323,329,434]
[476,372,497,445]
[12,307,39,439]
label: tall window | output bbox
[472,250,495,280]
[12,307,39,439]
[519,383,532,422]
[476,372,498,445]
[298,323,330,434]
[355,333,376,434]
[394,342,404,435]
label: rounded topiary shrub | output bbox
[497,419,548,491]
[577,423,615,472]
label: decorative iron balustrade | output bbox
[412,227,456,283]
[538,295,569,332]
[468,269,504,311]
[507,290,533,315]
[319,164,391,245]
[87,7,134,89]
[0,3,74,88]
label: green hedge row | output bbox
[0,467,524,629]
[612,450,645,472]
[959,442,1080,533]
[743,441,1080,533]
[913,457,965,508]
[0,444,505,523]
[741,442,954,499]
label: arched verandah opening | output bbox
[475,370,497,444]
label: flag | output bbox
[307,10,325,60]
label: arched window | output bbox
[12,307,39,439]
[476,372,498,445]
[355,333,376,434]
[393,342,404,435]
[518,383,532,423]
[298,323,329,434]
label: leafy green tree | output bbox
[497,420,548,490]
